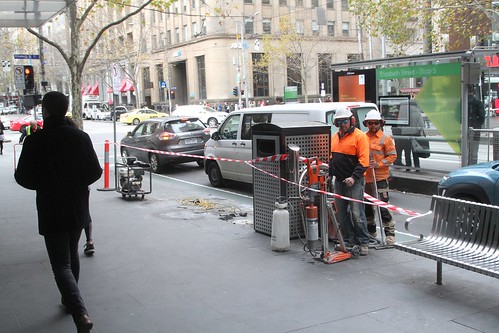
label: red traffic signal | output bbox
[23,65,35,90]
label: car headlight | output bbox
[441,175,451,182]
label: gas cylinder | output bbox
[306,205,319,250]
[271,200,290,252]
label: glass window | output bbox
[327,22,335,36]
[312,21,319,36]
[341,0,349,10]
[192,22,198,37]
[175,28,180,43]
[219,114,241,140]
[312,0,318,7]
[296,20,304,35]
[262,0,270,4]
[244,0,253,3]
[241,113,271,140]
[327,0,334,9]
[279,0,286,5]
[342,22,349,37]
[244,18,254,35]
[287,54,302,95]
[252,53,269,98]
[196,56,207,100]
[263,18,271,34]
[318,53,332,97]
[296,0,303,6]
[183,25,188,41]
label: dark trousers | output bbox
[394,137,420,168]
[44,229,88,321]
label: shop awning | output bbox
[88,83,99,96]
[81,85,87,95]
[119,80,135,92]
[106,87,113,93]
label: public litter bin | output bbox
[252,121,330,237]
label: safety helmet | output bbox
[333,107,353,121]
[363,109,385,126]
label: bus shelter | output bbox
[329,49,499,170]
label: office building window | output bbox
[296,20,304,35]
[191,0,196,9]
[341,0,348,10]
[287,54,302,95]
[312,21,319,36]
[312,0,318,7]
[166,30,171,45]
[263,18,271,34]
[318,54,332,96]
[192,22,198,37]
[262,0,270,4]
[296,0,303,6]
[196,56,207,100]
[342,22,349,37]
[327,0,334,9]
[201,19,206,34]
[252,53,269,97]
[279,0,286,5]
[183,25,188,41]
[347,53,363,62]
[244,0,253,3]
[142,67,151,89]
[327,22,335,36]
[175,28,180,43]
[245,18,254,35]
[156,64,165,102]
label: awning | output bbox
[106,87,113,93]
[88,83,99,96]
[0,0,72,28]
[119,80,134,92]
[81,85,87,95]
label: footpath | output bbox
[1,130,498,333]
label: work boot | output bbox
[360,245,369,256]
[369,231,377,239]
[385,236,395,246]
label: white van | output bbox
[204,102,379,187]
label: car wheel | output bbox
[132,118,140,125]
[121,148,129,158]
[207,117,218,127]
[196,160,204,167]
[149,153,164,173]
[207,162,225,187]
[20,125,26,133]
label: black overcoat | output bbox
[15,117,102,235]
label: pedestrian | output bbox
[0,118,5,155]
[393,99,425,171]
[14,91,102,333]
[19,120,41,143]
[468,88,485,165]
[363,110,397,245]
[330,107,371,255]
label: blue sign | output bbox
[160,81,167,88]
[14,54,40,60]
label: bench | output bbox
[394,195,499,285]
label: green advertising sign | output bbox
[376,63,461,80]
[284,86,298,101]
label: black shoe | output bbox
[84,243,95,256]
[75,314,93,333]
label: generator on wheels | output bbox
[115,156,152,200]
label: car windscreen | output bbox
[166,120,205,133]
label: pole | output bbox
[241,22,248,108]
[97,140,115,191]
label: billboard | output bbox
[332,69,376,103]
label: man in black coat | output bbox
[15,91,102,333]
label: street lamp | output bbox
[241,12,259,108]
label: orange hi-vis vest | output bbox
[365,129,397,183]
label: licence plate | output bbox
[184,138,198,144]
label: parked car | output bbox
[110,105,130,120]
[120,117,211,173]
[10,115,43,132]
[92,107,111,120]
[172,105,227,127]
[438,160,499,205]
[119,108,168,125]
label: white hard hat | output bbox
[333,107,353,121]
[364,109,382,121]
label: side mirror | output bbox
[211,131,221,140]
[126,131,132,137]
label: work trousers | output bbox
[334,177,370,245]
[44,229,88,322]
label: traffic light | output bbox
[24,65,35,91]
[232,86,238,96]
[170,90,175,100]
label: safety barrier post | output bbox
[97,140,115,191]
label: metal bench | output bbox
[394,195,499,285]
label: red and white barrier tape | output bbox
[117,143,425,217]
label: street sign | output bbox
[2,60,10,72]
[111,63,120,94]
[14,54,39,60]
[14,65,25,90]
[160,81,167,89]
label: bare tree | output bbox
[26,0,171,128]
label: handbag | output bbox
[411,131,430,158]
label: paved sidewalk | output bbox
[1,141,499,333]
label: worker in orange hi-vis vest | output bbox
[363,110,397,245]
